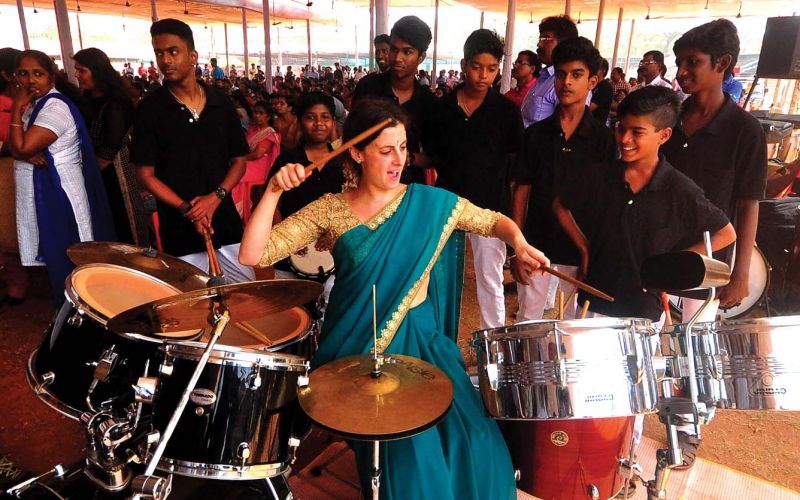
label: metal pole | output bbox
[500,0,516,94]
[262,0,273,92]
[611,7,623,68]
[368,0,375,71]
[354,25,359,68]
[76,12,84,50]
[564,0,571,17]
[150,0,157,22]
[375,0,388,36]
[624,19,635,77]
[594,0,606,49]
[224,22,230,73]
[432,0,439,88]
[242,8,249,77]
[16,0,30,50]
[306,18,312,69]
[52,0,77,83]
[480,11,484,29]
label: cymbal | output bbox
[107,280,324,339]
[67,242,209,292]
[298,354,453,441]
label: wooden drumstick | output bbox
[661,292,673,327]
[557,290,564,321]
[565,287,578,313]
[580,300,591,319]
[272,117,394,192]
[542,266,614,303]
[236,321,273,346]
[203,228,222,277]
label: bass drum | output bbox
[669,246,770,320]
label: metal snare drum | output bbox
[153,342,309,480]
[662,316,800,410]
[472,318,660,419]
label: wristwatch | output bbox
[214,186,228,200]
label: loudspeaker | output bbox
[757,16,800,79]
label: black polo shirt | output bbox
[431,86,523,214]
[590,79,613,125]
[513,107,616,264]
[352,71,439,164]
[130,84,249,256]
[567,157,730,320]
[662,95,767,221]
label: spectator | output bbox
[505,50,540,107]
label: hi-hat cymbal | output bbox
[107,280,324,339]
[298,354,453,441]
[68,242,209,292]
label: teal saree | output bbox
[313,184,516,500]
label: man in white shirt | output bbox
[636,50,673,89]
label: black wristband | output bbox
[214,186,228,200]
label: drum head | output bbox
[203,306,311,350]
[290,246,334,277]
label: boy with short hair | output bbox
[557,86,736,321]
[511,36,616,321]
[431,29,523,329]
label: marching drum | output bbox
[26,264,197,419]
[289,245,335,282]
[473,318,661,500]
[662,316,800,410]
[153,343,309,480]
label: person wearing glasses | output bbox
[636,50,673,89]
[520,15,585,127]
[504,50,540,108]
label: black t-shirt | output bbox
[566,158,730,320]
[513,107,616,264]
[590,79,613,125]
[431,86,523,214]
[130,84,249,256]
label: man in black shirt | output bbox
[373,34,391,73]
[431,29,523,329]
[511,37,615,321]
[354,17,438,184]
[590,58,613,125]
[131,19,254,282]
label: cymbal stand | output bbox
[131,306,231,500]
[5,464,66,497]
[369,284,383,500]
[645,231,717,499]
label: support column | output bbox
[375,0,388,36]
[480,11,484,29]
[150,0,157,22]
[368,0,374,71]
[594,0,606,49]
[53,0,77,83]
[261,0,273,92]
[500,0,516,94]
[624,19,635,76]
[306,18,312,68]
[432,0,439,88]
[564,0,571,17]
[224,22,230,71]
[354,26,358,67]
[611,8,623,67]
[76,12,84,50]
[16,0,30,49]
[242,8,249,75]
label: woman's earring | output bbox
[355,158,362,164]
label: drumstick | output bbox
[542,266,614,303]
[203,229,222,277]
[661,292,673,327]
[557,290,564,321]
[580,300,591,319]
[235,321,274,346]
[564,287,578,311]
[272,117,395,192]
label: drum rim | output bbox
[161,342,309,370]
[472,317,654,341]
[664,314,800,334]
[65,263,182,327]
[156,457,289,480]
[25,349,82,421]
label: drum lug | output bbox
[67,312,84,328]
[158,359,174,377]
[708,351,728,381]
[247,364,263,390]
[237,442,251,467]
[485,363,499,391]
[297,375,310,387]
[89,346,119,383]
[37,371,55,392]
[288,437,301,464]
[626,355,643,384]
[133,377,160,404]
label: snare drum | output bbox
[153,343,309,480]
[472,318,660,419]
[662,316,800,410]
[209,306,317,358]
[26,264,197,419]
[289,245,334,281]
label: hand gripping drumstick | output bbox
[271,117,395,192]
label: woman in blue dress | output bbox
[240,98,549,499]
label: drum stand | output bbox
[130,304,231,500]
[368,355,384,500]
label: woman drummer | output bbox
[240,97,549,500]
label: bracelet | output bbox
[214,186,228,200]
[10,123,22,128]
[179,201,192,214]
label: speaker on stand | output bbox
[744,16,800,108]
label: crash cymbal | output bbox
[298,354,453,441]
[68,242,209,292]
[107,280,324,339]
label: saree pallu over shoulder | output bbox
[313,184,467,366]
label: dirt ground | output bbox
[1,258,798,493]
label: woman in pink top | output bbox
[233,100,280,223]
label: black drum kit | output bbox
[7,242,453,500]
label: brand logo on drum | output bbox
[550,431,569,447]
[749,373,787,396]
[190,388,216,406]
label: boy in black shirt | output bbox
[511,36,615,321]
[558,86,736,321]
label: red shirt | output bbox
[504,78,536,108]
[0,95,12,143]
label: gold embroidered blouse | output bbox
[258,189,503,268]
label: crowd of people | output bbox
[0,10,766,500]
